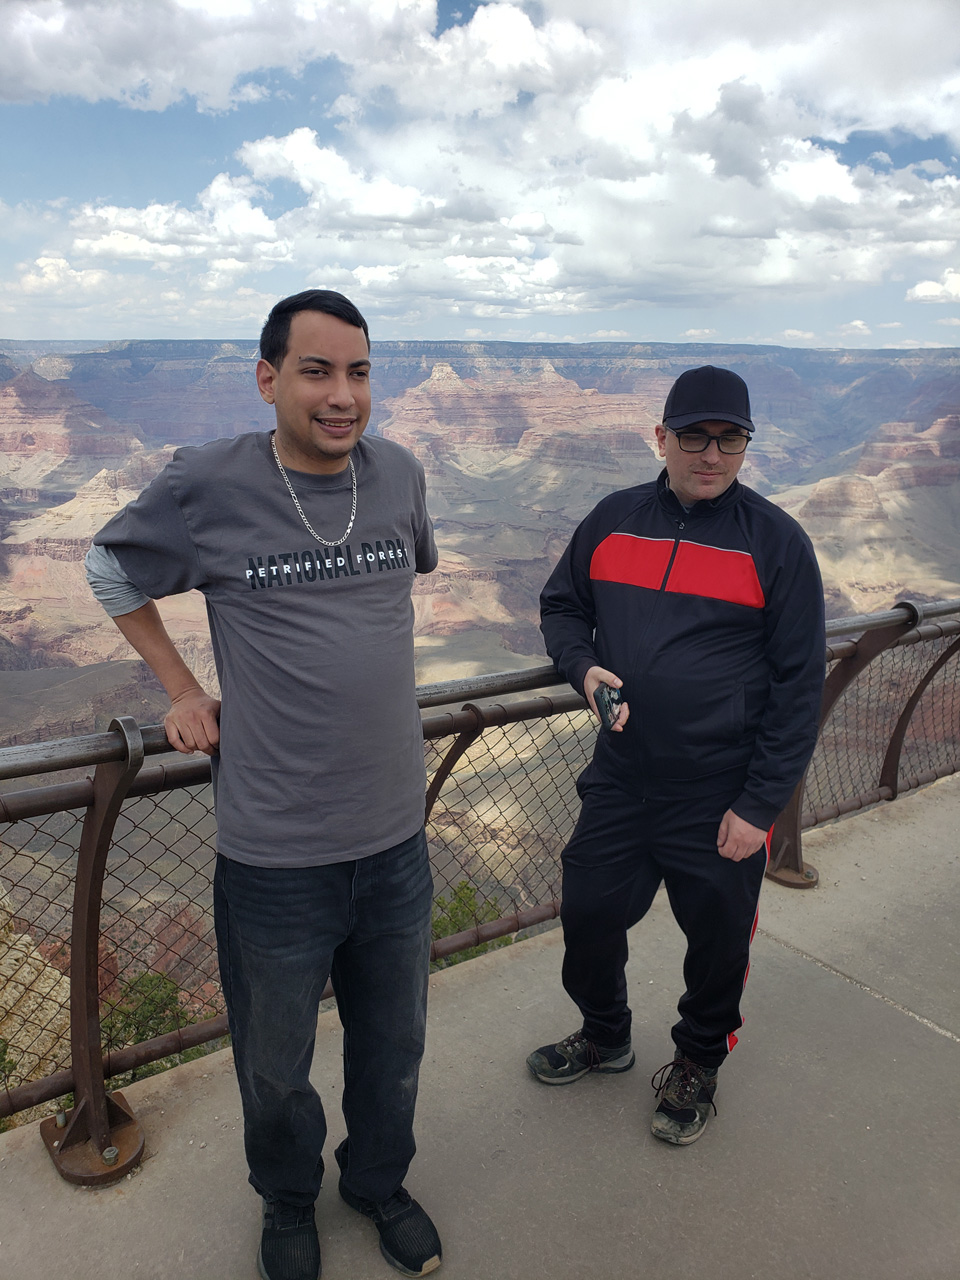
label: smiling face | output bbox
[255,309,371,474]
[655,420,747,507]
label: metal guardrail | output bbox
[770,599,960,885]
[1,599,959,1181]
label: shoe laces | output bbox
[266,1201,313,1232]
[373,1187,413,1223]
[558,1030,601,1068]
[651,1058,718,1115]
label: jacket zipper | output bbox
[659,525,683,591]
[630,520,684,801]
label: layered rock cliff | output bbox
[778,414,960,615]
[1,339,959,727]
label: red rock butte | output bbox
[0,371,139,457]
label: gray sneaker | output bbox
[650,1051,719,1145]
[526,1029,635,1084]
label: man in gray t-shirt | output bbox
[88,290,442,1280]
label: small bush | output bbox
[100,970,227,1085]
[431,881,513,970]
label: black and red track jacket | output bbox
[540,470,825,830]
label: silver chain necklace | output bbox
[270,432,357,547]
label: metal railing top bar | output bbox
[2,598,959,784]
[0,722,171,784]
[824,597,960,639]
[415,663,562,708]
[0,752,211,824]
[825,617,960,663]
[421,691,585,740]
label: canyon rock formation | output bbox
[1,337,959,736]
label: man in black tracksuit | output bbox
[526,365,825,1145]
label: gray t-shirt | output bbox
[94,431,438,868]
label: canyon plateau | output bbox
[1,337,959,743]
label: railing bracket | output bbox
[40,1090,143,1186]
[767,863,819,889]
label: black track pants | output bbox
[559,774,767,1069]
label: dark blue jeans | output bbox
[213,828,433,1207]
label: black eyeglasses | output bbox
[674,429,750,455]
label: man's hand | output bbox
[110,602,221,755]
[717,809,767,862]
[164,687,222,756]
[583,666,630,732]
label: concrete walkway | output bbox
[2,775,958,1280]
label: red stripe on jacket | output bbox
[590,534,765,609]
[667,542,765,609]
[589,535,674,590]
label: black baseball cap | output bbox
[662,365,754,434]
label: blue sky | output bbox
[1,0,958,347]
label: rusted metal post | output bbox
[40,716,147,1185]
[767,611,920,889]
[424,704,484,822]
[766,783,815,888]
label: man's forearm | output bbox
[112,601,205,700]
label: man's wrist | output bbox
[729,798,776,833]
[572,657,599,698]
[168,681,209,705]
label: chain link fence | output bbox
[3,608,960,1119]
[425,705,596,922]
[1,808,81,1091]
[1,788,223,1108]
[806,632,960,818]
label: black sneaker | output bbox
[257,1199,321,1280]
[650,1050,719,1145]
[335,1143,441,1277]
[526,1029,635,1084]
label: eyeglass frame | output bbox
[669,426,751,455]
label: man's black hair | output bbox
[259,289,370,368]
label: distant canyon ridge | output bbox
[1,336,959,744]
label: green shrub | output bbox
[100,970,227,1085]
[431,881,512,970]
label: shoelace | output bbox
[370,1187,413,1223]
[650,1059,718,1115]
[559,1030,601,1069]
[267,1202,313,1231]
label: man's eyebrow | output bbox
[297,356,371,369]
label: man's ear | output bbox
[654,424,667,457]
[256,358,278,405]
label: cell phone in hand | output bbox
[594,682,623,731]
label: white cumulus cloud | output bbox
[18,256,110,295]
[2,1,960,336]
[71,174,290,264]
[907,268,960,302]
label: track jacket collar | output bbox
[656,467,744,520]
